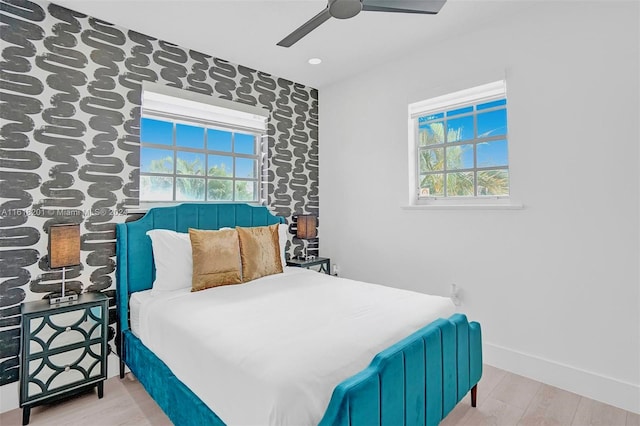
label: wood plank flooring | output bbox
[441,365,639,426]
[1,365,638,425]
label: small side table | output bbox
[286,257,331,274]
[20,292,108,425]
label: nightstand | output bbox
[20,292,108,425]
[286,257,331,274]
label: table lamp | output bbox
[296,214,317,260]
[49,223,80,304]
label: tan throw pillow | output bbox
[236,224,283,282]
[189,228,242,292]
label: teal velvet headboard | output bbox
[115,203,284,334]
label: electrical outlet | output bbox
[332,264,339,276]
[450,283,461,306]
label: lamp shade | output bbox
[296,215,317,240]
[49,224,81,268]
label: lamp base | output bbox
[297,254,316,261]
[49,294,78,305]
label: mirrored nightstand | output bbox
[286,257,331,274]
[19,292,108,425]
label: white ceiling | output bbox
[54,0,533,89]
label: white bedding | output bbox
[136,267,455,425]
[129,289,154,338]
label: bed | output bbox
[116,203,482,425]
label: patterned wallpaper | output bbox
[0,0,319,386]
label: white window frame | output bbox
[407,80,522,210]
[139,83,269,206]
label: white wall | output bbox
[320,1,639,413]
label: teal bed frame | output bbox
[116,203,482,425]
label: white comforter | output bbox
[137,267,454,425]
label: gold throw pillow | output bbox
[236,224,283,282]
[189,228,242,291]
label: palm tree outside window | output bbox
[139,117,261,203]
[411,80,510,200]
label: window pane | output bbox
[419,148,444,173]
[446,106,473,117]
[478,170,509,196]
[176,152,205,175]
[208,129,232,152]
[234,132,256,155]
[207,179,233,201]
[412,85,509,201]
[419,174,444,197]
[446,115,474,142]
[477,98,506,110]
[418,121,444,146]
[235,158,256,179]
[140,176,173,200]
[141,148,173,173]
[419,113,444,121]
[141,118,173,145]
[446,144,474,170]
[446,172,474,196]
[235,181,256,201]
[208,155,233,177]
[176,177,205,201]
[477,140,508,168]
[176,123,204,149]
[477,109,507,137]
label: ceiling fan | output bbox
[277,0,447,48]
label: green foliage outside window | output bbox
[145,156,253,201]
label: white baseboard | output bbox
[0,353,125,414]
[484,342,640,414]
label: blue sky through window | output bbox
[209,129,232,152]
[419,98,508,171]
[477,109,507,137]
[235,132,256,154]
[478,140,508,167]
[140,117,259,201]
[141,118,172,145]
[176,152,205,174]
[208,155,233,176]
[140,117,261,202]
[414,87,509,198]
[477,99,506,110]
[176,124,204,149]
[235,158,255,178]
[447,116,474,142]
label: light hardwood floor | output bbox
[2,365,638,426]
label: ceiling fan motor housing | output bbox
[329,0,363,19]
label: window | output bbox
[140,84,268,203]
[409,81,509,202]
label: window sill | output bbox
[126,208,149,215]
[402,202,524,211]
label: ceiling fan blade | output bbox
[277,7,332,48]
[362,0,447,14]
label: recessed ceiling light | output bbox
[308,58,322,65]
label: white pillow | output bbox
[146,229,192,292]
[278,223,288,267]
